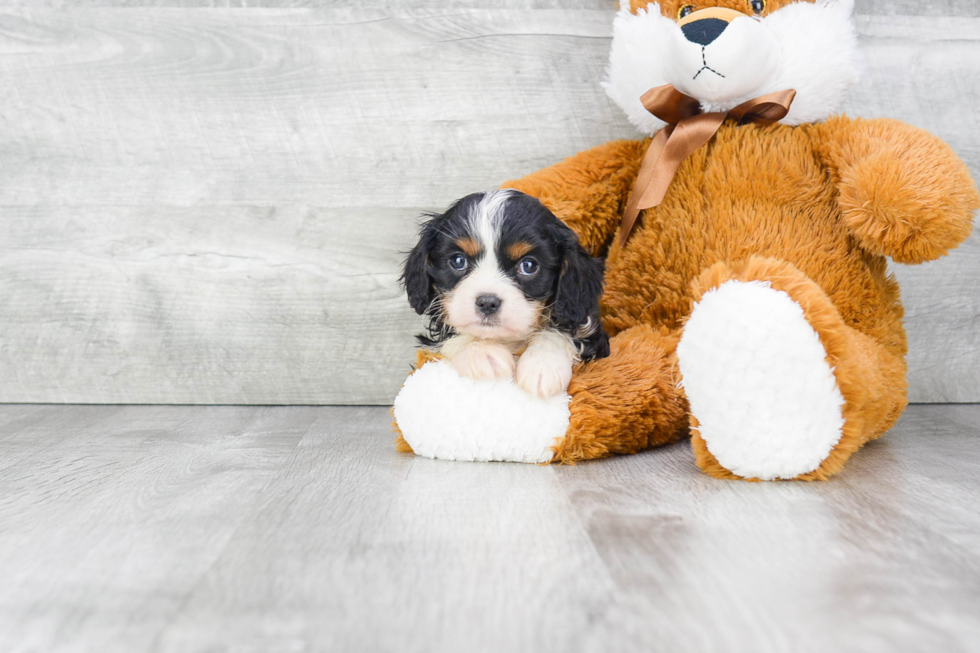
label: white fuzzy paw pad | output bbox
[393,360,570,463]
[677,280,845,480]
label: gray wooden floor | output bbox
[1,405,979,652]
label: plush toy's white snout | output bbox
[603,0,859,134]
[668,9,779,103]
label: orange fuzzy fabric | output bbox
[397,0,980,480]
[504,116,978,479]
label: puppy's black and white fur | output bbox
[402,189,609,399]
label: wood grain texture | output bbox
[0,1,614,7]
[847,14,980,402]
[855,0,980,16]
[0,206,420,403]
[2,1,978,14]
[0,6,976,403]
[0,405,319,652]
[0,404,978,652]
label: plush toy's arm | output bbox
[814,116,979,264]
[502,138,650,256]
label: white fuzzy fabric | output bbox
[393,360,570,464]
[603,0,860,135]
[676,281,846,480]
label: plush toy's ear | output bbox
[401,217,440,315]
[552,226,605,331]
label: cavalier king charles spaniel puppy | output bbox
[402,189,609,399]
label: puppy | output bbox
[401,189,609,399]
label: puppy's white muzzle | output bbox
[445,266,539,342]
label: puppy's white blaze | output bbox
[445,189,540,341]
[470,190,507,293]
[469,189,514,261]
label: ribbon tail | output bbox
[617,87,796,248]
[619,112,726,247]
[619,128,671,248]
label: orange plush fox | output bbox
[394,0,979,480]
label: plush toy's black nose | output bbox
[681,18,729,46]
[476,294,501,316]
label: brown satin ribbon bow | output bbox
[618,85,797,247]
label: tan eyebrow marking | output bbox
[507,242,534,260]
[455,238,481,257]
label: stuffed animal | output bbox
[393,0,979,480]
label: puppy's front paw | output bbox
[450,341,516,381]
[516,349,573,399]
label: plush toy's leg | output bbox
[553,324,690,463]
[677,257,907,481]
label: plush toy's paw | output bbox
[393,360,570,463]
[449,340,517,381]
[838,150,976,264]
[832,119,979,264]
[515,348,573,400]
[677,280,845,480]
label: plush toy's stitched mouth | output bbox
[693,46,725,80]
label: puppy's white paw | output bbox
[449,341,517,381]
[516,349,573,399]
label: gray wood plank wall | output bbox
[0,1,977,404]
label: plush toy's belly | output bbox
[601,123,903,350]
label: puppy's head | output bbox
[402,189,608,360]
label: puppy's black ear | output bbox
[401,216,440,315]
[551,224,608,360]
[553,227,604,329]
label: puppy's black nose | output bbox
[475,294,501,316]
[682,18,728,46]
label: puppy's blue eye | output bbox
[518,258,538,276]
[449,253,468,271]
